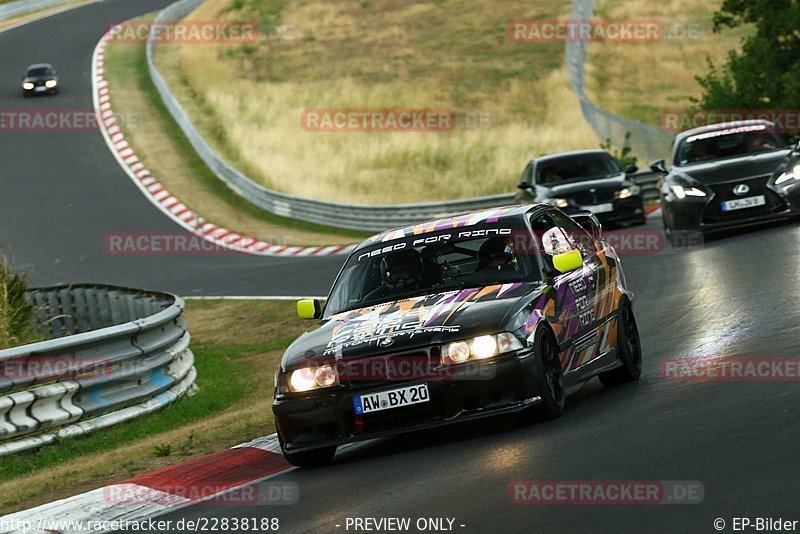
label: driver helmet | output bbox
[478,237,516,270]
[380,249,425,290]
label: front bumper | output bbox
[273,349,541,453]
[665,182,800,232]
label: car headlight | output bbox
[45,80,57,88]
[616,184,641,199]
[442,333,524,364]
[670,184,707,199]
[22,82,34,90]
[287,364,339,392]
[776,165,800,185]
[543,198,570,208]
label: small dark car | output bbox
[516,149,646,226]
[21,63,59,97]
[652,119,800,242]
[273,205,642,466]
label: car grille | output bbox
[341,348,442,389]
[701,175,787,224]
[567,190,616,205]
[33,80,46,87]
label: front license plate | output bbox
[34,87,46,92]
[582,203,614,214]
[353,383,429,414]
[722,195,766,212]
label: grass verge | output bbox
[103,16,367,247]
[0,259,37,350]
[585,0,752,125]
[0,0,98,33]
[158,0,599,204]
[0,299,307,514]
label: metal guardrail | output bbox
[566,0,674,164]
[0,285,196,456]
[146,0,517,233]
[0,0,77,22]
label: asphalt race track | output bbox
[0,0,344,296]
[3,2,800,533]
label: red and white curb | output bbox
[645,205,662,218]
[0,434,294,533]
[92,25,355,258]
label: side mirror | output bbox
[570,211,602,241]
[624,164,638,174]
[649,159,668,175]
[297,299,322,319]
[517,180,532,190]
[793,140,800,153]
[552,249,583,274]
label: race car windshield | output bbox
[325,232,536,316]
[536,153,621,185]
[675,127,785,166]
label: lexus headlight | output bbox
[45,80,57,88]
[22,82,34,90]
[286,364,339,393]
[776,165,800,185]
[543,198,570,208]
[670,184,706,199]
[442,333,523,364]
[616,184,641,199]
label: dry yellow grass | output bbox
[159,0,600,204]
[585,0,750,125]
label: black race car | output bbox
[652,119,800,243]
[516,149,646,226]
[273,205,642,466]
[21,63,59,97]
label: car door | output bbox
[530,211,599,374]
[549,210,619,368]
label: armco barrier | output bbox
[0,0,81,22]
[0,285,196,456]
[146,0,660,232]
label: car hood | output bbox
[23,76,56,83]
[540,173,628,196]
[282,283,539,368]
[674,150,790,184]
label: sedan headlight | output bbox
[670,184,707,199]
[22,82,34,90]
[287,364,339,393]
[616,184,641,199]
[442,333,524,364]
[45,80,57,88]
[776,165,800,185]
[543,198,570,208]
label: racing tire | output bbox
[531,327,565,419]
[599,299,642,387]
[282,445,336,468]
